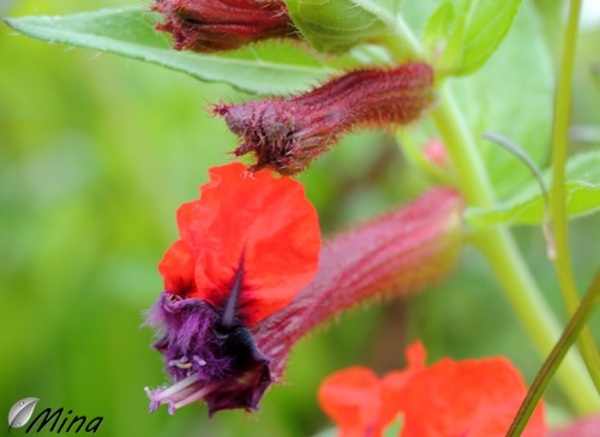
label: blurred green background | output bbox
[2,0,600,436]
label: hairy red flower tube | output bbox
[214,63,435,175]
[252,187,463,380]
[152,0,297,52]
[145,163,463,416]
[318,341,547,437]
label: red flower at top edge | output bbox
[318,341,546,437]
[158,162,321,326]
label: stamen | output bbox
[145,376,207,414]
[167,399,176,415]
[169,385,200,403]
[166,355,206,370]
[150,372,201,401]
[174,383,220,409]
[168,357,193,369]
[193,355,207,366]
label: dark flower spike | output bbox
[145,169,463,416]
[213,62,434,175]
[152,0,297,52]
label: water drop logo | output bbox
[8,398,39,432]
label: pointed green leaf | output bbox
[399,2,552,198]
[454,1,552,198]
[436,0,522,76]
[5,6,345,95]
[284,0,400,53]
[423,2,455,58]
[466,152,600,227]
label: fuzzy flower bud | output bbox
[423,138,450,169]
[214,63,434,175]
[152,0,297,52]
[144,164,463,416]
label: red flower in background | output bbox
[318,341,546,437]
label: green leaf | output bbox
[453,1,553,198]
[436,0,522,76]
[5,6,345,95]
[399,2,552,198]
[284,0,400,53]
[423,2,455,59]
[466,152,600,227]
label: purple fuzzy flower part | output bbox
[145,293,271,416]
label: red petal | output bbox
[175,198,205,248]
[405,341,427,367]
[172,162,320,325]
[158,239,196,295]
[379,341,427,432]
[317,366,382,437]
[397,357,546,437]
[317,343,546,437]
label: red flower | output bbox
[319,367,383,437]
[158,162,321,326]
[146,180,463,416]
[145,162,320,415]
[318,342,546,437]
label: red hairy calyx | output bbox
[253,187,463,379]
[152,0,297,52]
[214,63,435,175]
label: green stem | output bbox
[430,89,494,207]
[432,94,599,414]
[508,270,600,436]
[549,0,600,389]
[386,15,600,412]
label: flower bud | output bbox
[423,138,450,169]
[152,0,297,52]
[214,63,434,175]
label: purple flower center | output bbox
[144,293,272,416]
